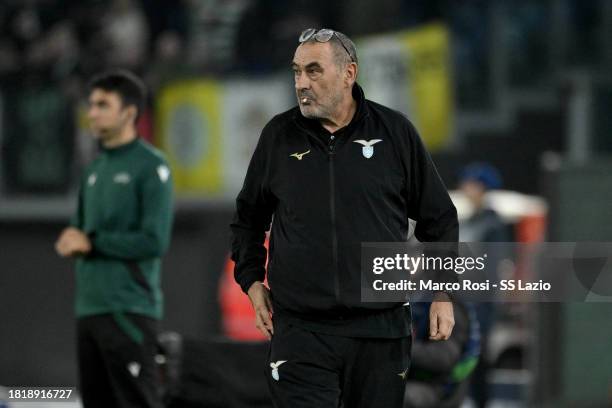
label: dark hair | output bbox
[88,69,146,121]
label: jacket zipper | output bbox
[328,134,340,303]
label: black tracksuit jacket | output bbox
[230,84,458,338]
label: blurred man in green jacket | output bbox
[55,70,173,408]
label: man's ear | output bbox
[345,62,358,87]
[124,105,138,123]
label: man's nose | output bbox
[295,73,310,92]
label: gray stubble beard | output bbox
[298,88,344,122]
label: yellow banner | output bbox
[155,80,223,195]
[400,23,453,150]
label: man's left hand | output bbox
[429,292,454,341]
[55,227,92,257]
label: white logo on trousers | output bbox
[270,360,287,381]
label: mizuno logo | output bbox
[290,150,310,160]
[270,360,288,381]
[398,368,409,380]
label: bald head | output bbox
[299,30,358,69]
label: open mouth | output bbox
[300,96,314,105]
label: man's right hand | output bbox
[247,281,274,340]
[55,227,92,258]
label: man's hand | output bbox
[55,227,92,258]
[247,281,274,340]
[429,292,454,340]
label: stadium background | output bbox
[0,0,611,407]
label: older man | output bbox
[231,28,457,407]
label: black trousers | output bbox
[77,313,163,408]
[267,318,411,408]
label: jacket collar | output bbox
[101,136,140,155]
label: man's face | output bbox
[460,180,486,207]
[292,42,346,120]
[87,89,133,140]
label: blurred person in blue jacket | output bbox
[458,162,506,243]
[404,301,480,408]
[458,162,509,408]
